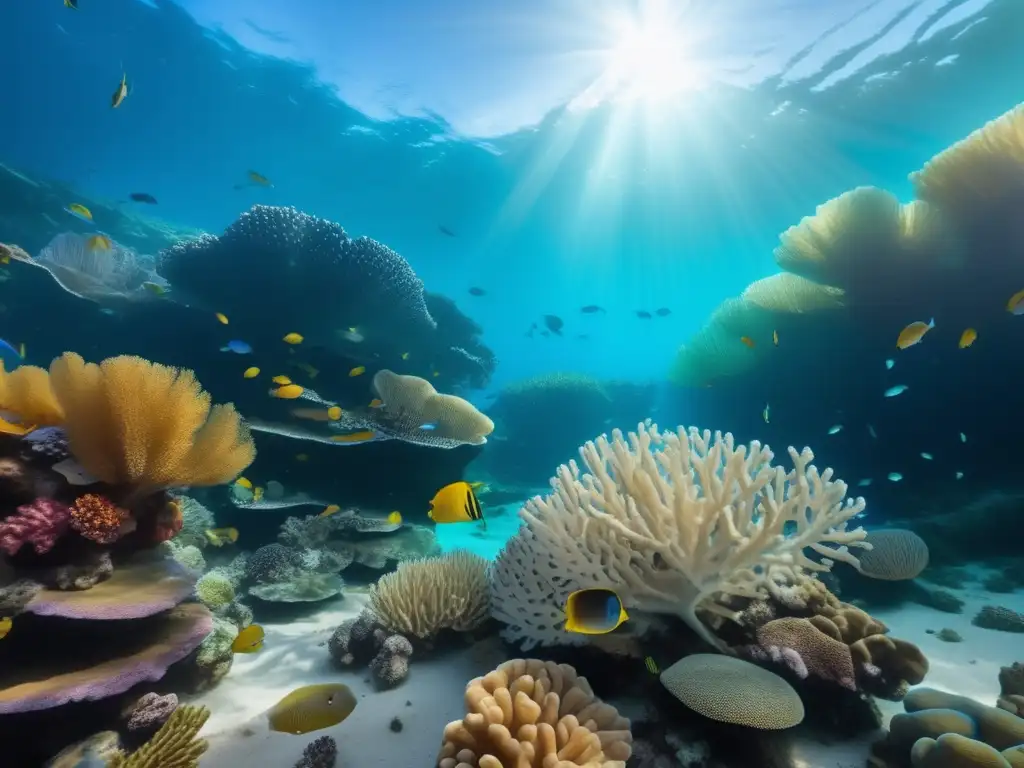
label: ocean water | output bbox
[2,1,1024,766]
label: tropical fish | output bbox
[243,367,260,379]
[252,487,265,503]
[0,416,36,437]
[348,366,365,377]
[958,328,977,348]
[438,225,456,237]
[67,203,93,222]
[248,170,273,187]
[868,424,878,439]
[231,624,265,653]
[17,342,25,359]
[400,352,409,360]
[635,310,652,319]
[271,384,305,400]
[111,73,128,108]
[319,504,341,518]
[888,472,903,482]
[543,315,563,335]
[920,452,933,460]
[368,399,383,409]
[428,481,484,525]
[215,312,229,325]
[762,403,769,424]
[64,0,78,9]
[740,336,755,348]
[468,287,486,296]
[896,318,934,349]
[960,432,966,443]
[87,234,112,252]
[272,375,292,385]
[329,430,378,444]
[432,371,440,378]
[283,332,303,344]
[386,511,402,526]
[204,527,239,546]
[0,337,24,363]
[327,406,342,420]
[644,656,659,674]
[1007,289,1024,315]
[220,340,252,354]
[655,308,671,317]
[772,330,779,346]
[235,476,253,490]
[884,385,908,397]
[266,683,357,735]
[340,327,364,343]
[857,479,872,487]
[142,281,166,296]
[0,617,11,640]
[955,471,964,480]
[828,425,843,435]
[885,359,895,370]
[129,192,158,204]
[580,305,605,314]
[563,588,628,635]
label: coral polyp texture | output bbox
[437,658,633,768]
[69,493,131,544]
[489,422,868,650]
[0,498,70,555]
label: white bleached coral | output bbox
[490,422,869,650]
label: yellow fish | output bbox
[432,371,440,378]
[896,318,934,349]
[295,453,309,462]
[319,504,341,518]
[368,399,383,408]
[428,481,484,525]
[739,336,755,349]
[266,683,357,736]
[644,656,659,674]
[563,588,628,635]
[111,73,128,108]
[67,203,93,221]
[248,170,273,187]
[235,476,253,490]
[348,366,365,377]
[0,250,8,265]
[327,406,342,420]
[329,430,377,444]
[272,375,292,385]
[204,527,239,547]
[87,234,112,252]
[271,384,305,399]
[231,624,265,653]
[1007,289,1024,315]
[243,367,260,379]
[216,312,229,325]
[401,352,409,360]
[282,332,303,344]
[0,616,11,640]
[253,486,265,502]
[0,416,36,437]
[386,511,402,526]
[142,281,166,296]
[959,328,977,349]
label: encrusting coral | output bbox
[437,658,633,767]
[490,422,868,650]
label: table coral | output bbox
[0,498,70,555]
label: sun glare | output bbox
[605,16,702,104]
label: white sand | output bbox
[192,593,507,768]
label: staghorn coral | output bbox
[47,352,255,497]
[437,658,632,767]
[69,493,132,544]
[0,498,70,555]
[369,550,490,639]
[108,703,209,768]
[490,422,867,650]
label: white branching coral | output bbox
[490,422,869,649]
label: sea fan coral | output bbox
[0,498,70,555]
[70,494,132,544]
[0,364,65,427]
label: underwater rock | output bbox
[0,578,41,613]
[998,663,1024,717]
[368,634,413,690]
[124,691,179,735]
[327,610,381,668]
[911,584,965,614]
[22,427,71,462]
[43,549,114,591]
[972,605,1024,633]
[293,735,338,768]
[248,572,344,603]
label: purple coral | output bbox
[126,692,178,733]
[0,498,70,555]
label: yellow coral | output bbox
[108,704,209,768]
[48,353,255,496]
[437,658,632,767]
[0,364,65,427]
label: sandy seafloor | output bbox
[188,559,1024,768]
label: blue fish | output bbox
[884,385,908,397]
[0,338,24,369]
[220,340,253,354]
[419,423,437,431]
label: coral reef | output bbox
[437,658,633,767]
[108,703,209,767]
[0,497,70,555]
[124,692,179,736]
[294,735,338,768]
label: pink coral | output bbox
[0,498,70,556]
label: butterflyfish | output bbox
[432,371,440,378]
[272,375,292,385]
[739,336,755,348]
[231,624,265,653]
[129,192,158,204]
[266,683,357,735]
[111,73,128,108]
[67,203,93,221]
[896,318,934,349]
[282,332,303,344]
[563,588,628,635]
[959,328,977,348]
[271,384,305,399]
[348,366,365,377]
[329,430,377,444]
[1007,289,1024,315]
[386,511,402,525]
[235,476,253,490]
[87,234,112,252]
[0,415,36,437]
[204,527,239,547]
[327,406,342,420]
[243,367,260,379]
[215,312,229,325]
[428,481,484,525]
[319,504,341,518]
[0,616,11,640]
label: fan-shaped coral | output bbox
[437,658,632,767]
[668,298,775,387]
[0,364,65,428]
[742,272,847,314]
